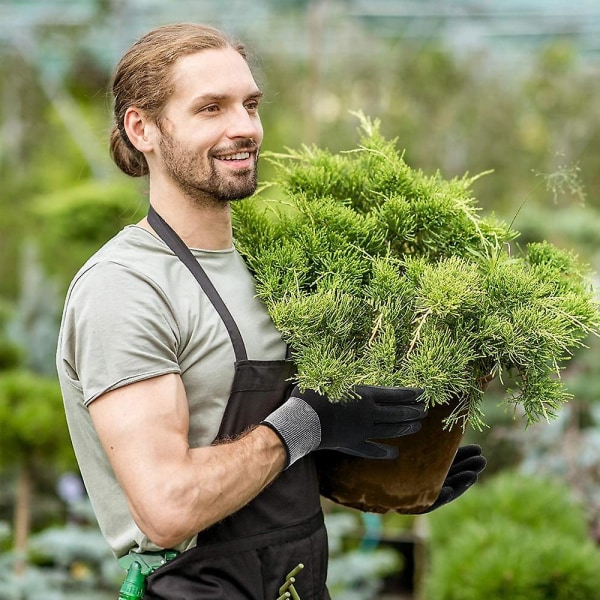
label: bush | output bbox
[233,114,599,430]
[423,471,600,600]
[32,179,145,292]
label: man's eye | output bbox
[200,105,220,113]
[245,101,259,112]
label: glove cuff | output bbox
[262,397,321,468]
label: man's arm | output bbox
[89,372,286,549]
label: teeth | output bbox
[220,152,250,161]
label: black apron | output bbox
[143,206,330,600]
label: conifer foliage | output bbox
[233,114,599,430]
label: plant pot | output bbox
[315,396,466,514]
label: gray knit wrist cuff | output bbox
[262,396,322,468]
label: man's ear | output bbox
[123,107,156,153]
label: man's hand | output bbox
[419,444,486,513]
[262,385,427,468]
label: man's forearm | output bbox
[130,424,286,548]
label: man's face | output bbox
[155,47,264,205]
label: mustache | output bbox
[211,138,259,156]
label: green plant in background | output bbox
[233,113,599,430]
[0,301,23,373]
[32,179,146,293]
[423,471,600,600]
[0,248,77,577]
[0,370,74,573]
[0,520,120,600]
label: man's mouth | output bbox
[217,151,251,161]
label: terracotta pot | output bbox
[315,376,491,514]
[315,398,464,513]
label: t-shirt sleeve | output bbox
[59,261,181,405]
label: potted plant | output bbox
[232,114,599,513]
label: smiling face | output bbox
[152,47,264,206]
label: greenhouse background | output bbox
[1,0,600,598]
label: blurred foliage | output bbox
[0,301,23,371]
[0,370,73,468]
[423,471,600,600]
[325,510,402,600]
[0,514,120,600]
[32,179,147,292]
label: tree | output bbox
[0,370,74,573]
[0,249,75,573]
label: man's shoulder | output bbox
[76,226,163,276]
[66,226,169,298]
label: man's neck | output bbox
[140,184,234,251]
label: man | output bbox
[57,23,485,599]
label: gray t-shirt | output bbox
[56,225,287,557]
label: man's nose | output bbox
[225,106,263,141]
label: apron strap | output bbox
[147,204,248,362]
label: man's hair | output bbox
[110,23,247,177]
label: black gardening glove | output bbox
[262,385,427,468]
[420,444,486,513]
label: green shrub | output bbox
[233,114,599,430]
[32,179,145,291]
[423,472,600,600]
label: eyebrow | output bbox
[190,90,264,107]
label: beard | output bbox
[158,133,259,207]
